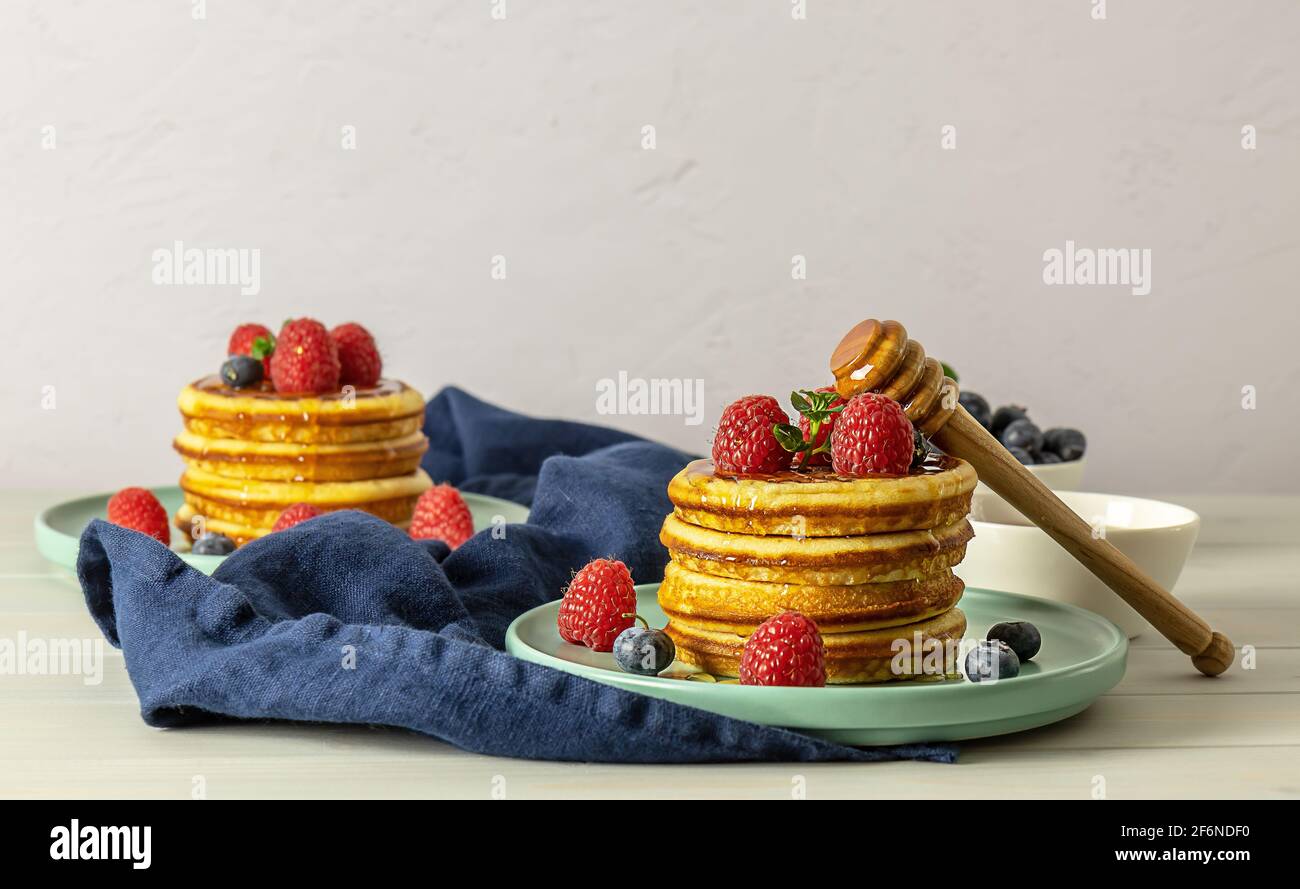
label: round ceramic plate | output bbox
[35,485,530,576]
[506,583,1127,745]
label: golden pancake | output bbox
[180,465,431,509]
[177,465,430,542]
[660,512,973,585]
[173,429,428,482]
[668,456,976,537]
[178,376,426,445]
[171,504,405,545]
[183,414,424,445]
[667,607,967,684]
[177,488,423,533]
[657,561,964,634]
[175,502,265,547]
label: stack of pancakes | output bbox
[658,456,977,683]
[173,376,432,545]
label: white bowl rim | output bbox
[969,489,1200,534]
[1025,456,1086,468]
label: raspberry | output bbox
[739,611,827,687]
[793,385,846,467]
[227,323,275,379]
[830,392,915,476]
[557,558,636,651]
[712,395,792,475]
[106,487,171,547]
[270,318,340,394]
[408,484,474,548]
[330,322,383,389]
[272,502,322,532]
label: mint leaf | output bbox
[773,423,809,453]
[250,335,275,360]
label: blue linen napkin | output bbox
[76,387,957,764]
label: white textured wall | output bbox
[4,1,1298,494]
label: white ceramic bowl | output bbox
[977,455,1085,491]
[956,489,1200,638]
[1025,457,1086,490]
[976,457,1085,516]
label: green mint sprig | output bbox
[250,334,276,359]
[773,389,845,459]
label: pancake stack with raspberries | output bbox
[659,390,977,683]
[172,319,432,546]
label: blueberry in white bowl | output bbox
[1000,418,1043,454]
[990,404,1028,438]
[960,391,1088,467]
[958,391,992,430]
[1043,427,1087,462]
[1005,446,1034,465]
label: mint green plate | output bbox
[34,486,530,576]
[506,584,1127,745]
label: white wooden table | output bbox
[3,490,1297,799]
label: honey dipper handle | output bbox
[932,406,1234,676]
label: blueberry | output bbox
[990,405,1028,438]
[613,618,676,676]
[1043,427,1086,462]
[221,355,263,389]
[1005,445,1034,465]
[910,428,931,470]
[988,620,1041,661]
[965,639,1020,682]
[958,391,991,429]
[1000,418,1043,454]
[1036,451,1062,464]
[192,532,236,556]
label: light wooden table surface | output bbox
[3,490,1297,799]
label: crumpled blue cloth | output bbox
[76,387,957,764]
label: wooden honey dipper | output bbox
[831,319,1234,676]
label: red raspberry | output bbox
[793,385,846,468]
[106,487,171,547]
[739,611,827,687]
[408,484,475,548]
[227,323,275,379]
[270,318,340,394]
[330,322,383,389]
[711,395,792,475]
[557,558,636,651]
[831,392,915,476]
[272,502,322,532]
